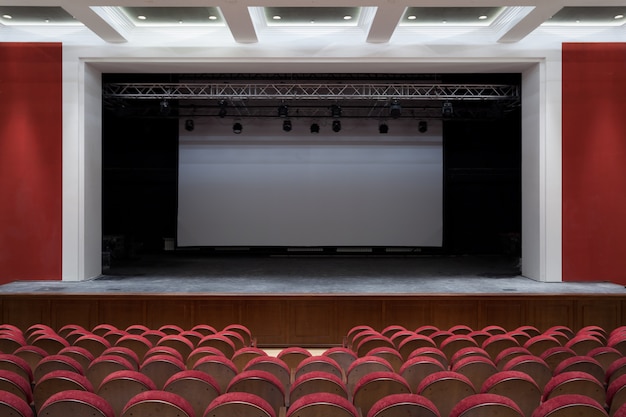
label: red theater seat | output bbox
[450,393,524,417]
[206,392,276,417]
[39,390,113,417]
[397,334,437,361]
[0,369,32,404]
[33,370,93,413]
[232,347,268,372]
[399,356,446,392]
[121,390,194,417]
[542,371,606,407]
[481,371,541,417]
[323,347,357,374]
[164,370,221,417]
[223,324,253,347]
[452,355,498,392]
[295,355,343,381]
[367,346,404,373]
[352,371,411,417]
[532,394,608,417]
[243,356,291,394]
[290,370,348,405]
[416,371,476,417]
[277,347,312,372]
[96,370,156,417]
[192,354,238,393]
[0,391,33,417]
[286,392,357,417]
[86,354,135,390]
[367,393,440,417]
[227,369,286,416]
[503,355,552,391]
[139,354,185,389]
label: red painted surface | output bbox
[0,43,63,283]
[562,43,626,284]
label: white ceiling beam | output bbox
[62,4,128,42]
[497,4,565,43]
[219,3,258,43]
[366,5,406,43]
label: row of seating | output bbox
[2,323,626,417]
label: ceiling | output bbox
[0,1,625,45]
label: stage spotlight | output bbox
[283,120,292,132]
[278,104,289,118]
[390,100,402,118]
[310,123,320,134]
[218,100,227,118]
[232,122,243,134]
[332,120,341,132]
[442,102,454,117]
[418,120,428,133]
[159,99,170,115]
[184,119,195,132]
[379,122,389,134]
[331,105,342,118]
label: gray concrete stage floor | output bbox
[1,254,625,295]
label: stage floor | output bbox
[1,253,624,295]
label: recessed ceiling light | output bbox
[44,18,50,23]
[272,15,281,20]
[407,15,417,20]
[137,15,147,20]
[478,15,488,20]
[2,14,12,19]
[178,20,183,24]
[343,15,352,20]
[575,19,580,23]
[615,14,624,20]
[208,15,217,20]
[310,20,315,24]
[442,20,447,24]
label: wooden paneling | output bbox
[528,299,575,331]
[289,301,335,345]
[1,297,49,329]
[145,299,193,329]
[243,300,286,344]
[98,298,146,329]
[1,294,625,345]
[579,299,621,332]
[429,300,479,330]
[383,300,431,329]
[193,300,240,329]
[51,299,97,330]
[481,300,526,330]
[335,300,384,340]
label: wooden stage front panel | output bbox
[1,293,624,346]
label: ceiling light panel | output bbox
[401,7,505,26]
[0,6,80,25]
[544,7,626,26]
[121,7,223,26]
[263,7,361,26]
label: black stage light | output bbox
[442,102,454,117]
[310,123,320,134]
[283,120,292,132]
[232,122,243,134]
[332,120,341,132]
[159,99,170,115]
[218,100,227,118]
[379,123,389,134]
[331,105,342,118]
[184,119,195,132]
[278,104,289,118]
[390,100,402,118]
[418,120,428,133]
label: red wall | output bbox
[0,43,63,283]
[562,43,626,284]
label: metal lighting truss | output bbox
[104,82,519,101]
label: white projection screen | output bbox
[177,118,443,248]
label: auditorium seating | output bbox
[2,322,626,417]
